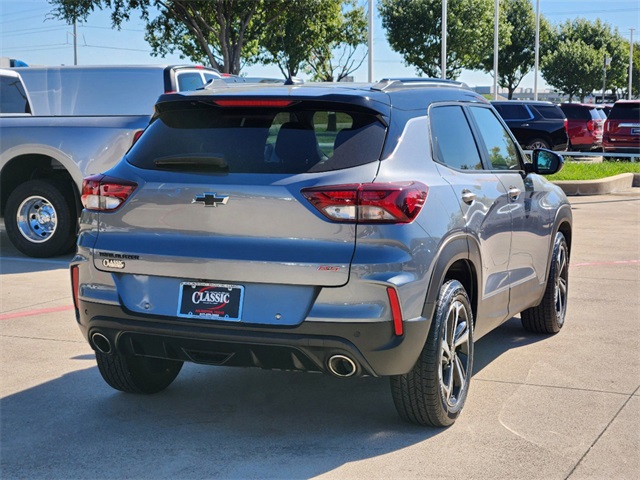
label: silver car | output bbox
[71,79,572,426]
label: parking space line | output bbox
[0,305,74,321]
[571,260,639,267]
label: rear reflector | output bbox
[71,266,79,310]
[301,182,428,224]
[212,99,293,108]
[81,175,137,211]
[387,287,404,336]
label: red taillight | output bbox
[131,129,144,146]
[587,120,596,132]
[387,287,404,336]
[212,99,293,108]
[71,265,79,310]
[81,174,137,211]
[301,182,428,224]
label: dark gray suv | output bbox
[71,79,572,427]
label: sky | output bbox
[1,0,638,92]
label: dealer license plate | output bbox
[631,128,640,135]
[177,282,244,321]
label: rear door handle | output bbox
[461,189,476,205]
[521,123,530,127]
[508,187,521,200]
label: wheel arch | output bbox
[1,151,81,217]
[422,234,481,326]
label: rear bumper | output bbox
[76,299,431,377]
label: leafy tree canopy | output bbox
[480,0,550,99]
[543,18,628,97]
[48,0,287,74]
[379,0,506,79]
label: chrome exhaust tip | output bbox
[327,354,357,377]
[91,332,112,355]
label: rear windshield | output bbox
[608,102,640,120]
[561,105,600,120]
[126,103,387,174]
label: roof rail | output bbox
[371,78,469,91]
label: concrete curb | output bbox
[552,173,638,196]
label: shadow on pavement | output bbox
[1,317,553,479]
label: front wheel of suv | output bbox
[391,280,474,427]
[95,352,183,394]
[521,232,569,334]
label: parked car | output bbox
[603,100,640,153]
[559,103,604,151]
[492,100,568,151]
[71,78,572,427]
[0,65,221,257]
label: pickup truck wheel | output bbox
[390,280,474,427]
[4,179,76,258]
[95,352,183,394]
[521,232,569,334]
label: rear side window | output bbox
[126,103,386,174]
[532,105,565,120]
[0,75,30,114]
[430,105,483,171]
[494,104,532,120]
[176,72,205,91]
[608,102,640,120]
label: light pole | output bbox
[493,0,499,100]
[441,0,447,79]
[629,29,635,100]
[534,0,540,100]
[368,0,374,82]
[602,55,611,103]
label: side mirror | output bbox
[530,148,564,175]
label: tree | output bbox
[631,41,640,98]
[259,0,344,79]
[542,39,602,102]
[304,0,367,82]
[542,19,627,101]
[379,0,503,79]
[480,0,550,99]
[48,0,287,74]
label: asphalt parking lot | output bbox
[1,190,638,480]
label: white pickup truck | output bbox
[0,65,220,257]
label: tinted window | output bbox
[561,105,590,120]
[430,106,483,171]
[494,104,531,120]
[469,107,521,170]
[177,72,204,91]
[127,103,386,174]
[533,105,565,120]
[0,75,30,114]
[608,102,640,120]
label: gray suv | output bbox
[71,79,572,427]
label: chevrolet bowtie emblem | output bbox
[192,192,229,207]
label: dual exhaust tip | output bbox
[90,332,112,355]
[327,354,357,377]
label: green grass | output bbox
[547,161,640,181]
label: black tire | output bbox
[526,138,550,150]
[95,352,183,394]
[4,179,76,258]
[391,280,474,427]
[521,232,569,334]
